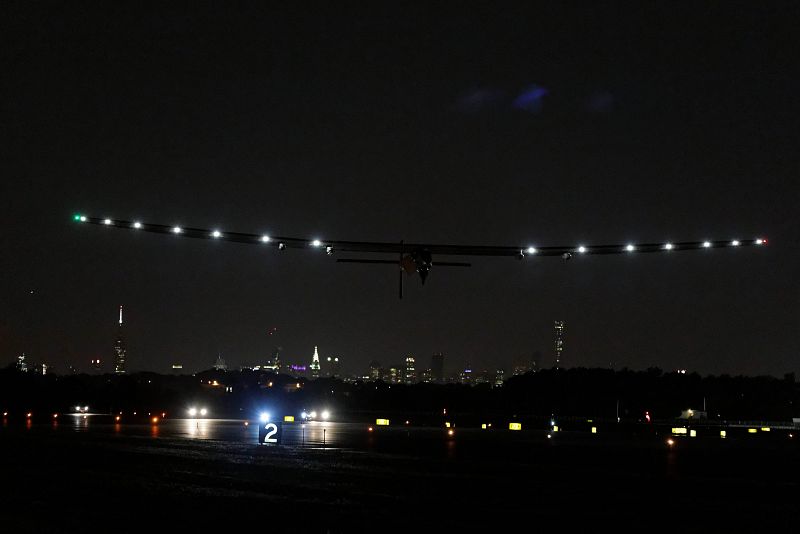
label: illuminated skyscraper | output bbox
[404,356,416,384]
[554,320,565,369]
[310,346,321,379]
[113,306,127,374]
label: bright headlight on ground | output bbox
[321,410,330,420]
[188,408,197,417]
[260,412,270,423]
[200,408,207,416]
[310,411,317,418]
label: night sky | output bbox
[2,3,798,377]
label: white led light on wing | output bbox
[211,230,221,238]
[103,219,112,225]
[577,246,587,253]
[526,247,537,254]
[664,243,674,250]
[172,226,182,234]
[261,235,271,243]
[625,244,635,252]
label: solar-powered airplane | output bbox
[72,214,767,298]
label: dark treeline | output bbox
[1,367,797,423]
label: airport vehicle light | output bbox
[199,408,207,416]
[152,417,159,424]
[667,438,675,447]
[260,412,270,423]
[447,429,454,436]
[115,416,121,422]
[321,410,330,420]
[188,408,197,417]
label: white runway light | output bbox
[261,235,271,243]
[211,230,221,238]
[133,222,142,229]
[172,226,182,234]
[702,241,711,248]
[526,247,537,254]
[625,244,635,252]
[664,243,674,250]
[103,219,112,225]
[577,246,587,254]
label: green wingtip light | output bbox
[73,214,81,221]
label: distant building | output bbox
[310,346,321,379]
[494,369,505,387]
[326,356,341,378]
[368,360,381,380]
[554,321,565,369]
[404,356,416,384]
[16,353,28,373]
[213,353,228,371]
[459,365,473,385]
[431,353,444,383]
[113,306,127,374]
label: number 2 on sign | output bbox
[264,423,278,443]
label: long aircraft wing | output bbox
[72,214,767,257]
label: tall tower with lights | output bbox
[114,306,127,374]
[554,320,565,369]
[310,346,321,379]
